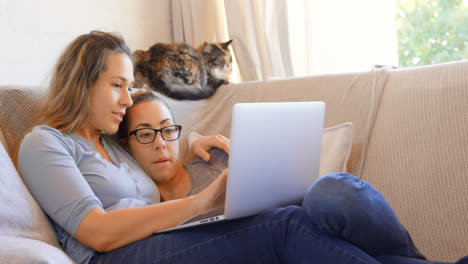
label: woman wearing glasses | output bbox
[116,91,230,202]
[16,31,466,264]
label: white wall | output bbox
[0,0,173,86]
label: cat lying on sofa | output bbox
[133,40,233,100]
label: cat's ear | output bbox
[132,50,143,64]
[221,39,233,50]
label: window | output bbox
[396,0,468,67]
[284,0,466,76]
[286,0,399,76]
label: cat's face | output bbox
[199,40,233,80]
[133,43,205,88]
[157,44,204,87]
[166,49,202,86]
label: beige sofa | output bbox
[0,60,467,263]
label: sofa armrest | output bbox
[0,236,74,264]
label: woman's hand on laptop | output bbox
[193,169,228,213]
[186,134,231,162]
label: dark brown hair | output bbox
[117,90,173,139]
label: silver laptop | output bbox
[157,101,325,233]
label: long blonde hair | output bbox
[12,31,132,165]
[43,30,132,133]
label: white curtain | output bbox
[171,0,398,81]
[223,0,294,81]
[171,0,229,46]
[172,0,294,81]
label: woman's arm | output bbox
[75,170,228,252]
[185,134,231,163]
[18,127,227,252]
[75,196,198,252]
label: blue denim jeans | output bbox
[89,173,467,264]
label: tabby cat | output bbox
[133,40,233,100]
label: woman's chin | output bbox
[149,168,175,183]
[103,123,120,134]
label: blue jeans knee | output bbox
[301,172,365,223]
[301,172,425,259]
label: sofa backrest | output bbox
[360,60,468,262]
[165,67,389,177]
[0,86,45,155]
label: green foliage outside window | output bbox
[396,0,468,67]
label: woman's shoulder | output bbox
[24,125,66,141]
[21,125,73,152]
[18,125,77,172]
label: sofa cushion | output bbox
[361,61,468,262]
[188,122,353,177]
[0,136,59,247]
[0,236,73,264]
[318,122,353,176]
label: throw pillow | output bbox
[188,122,353,176]
[0,236,73,264]
[0,139,59,247]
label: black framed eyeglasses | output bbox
[129,125,182,144]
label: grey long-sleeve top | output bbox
[17,125,160,264]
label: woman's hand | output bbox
[193,169,228,212]
[186,134,231,162]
